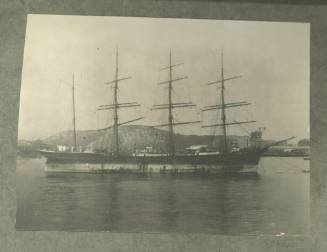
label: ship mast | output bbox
[168,51,175,157]
[220,51,228,153]
[99,48,143,156]
[113,48,119,156]
[152,50,201,157]
[202,50,255,153]
[72,73,78,152]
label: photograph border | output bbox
[0,0,325,251]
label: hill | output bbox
[34,125,250,155]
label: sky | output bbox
[18,14,310,141]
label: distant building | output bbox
[265,145,310,156]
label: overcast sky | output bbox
[18,14,309,141]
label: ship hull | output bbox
[40,150,263,174]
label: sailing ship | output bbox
[40,49,289,173]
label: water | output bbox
[16,157,309,235]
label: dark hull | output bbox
[40,150,262,165]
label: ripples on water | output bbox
[16,157,309,235]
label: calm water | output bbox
[16,157,309,235]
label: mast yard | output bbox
[100,48,143,156]
[202,50,255,153]
[151,50,201,157]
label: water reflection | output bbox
[16,158,309,235]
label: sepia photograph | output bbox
[16,14,309,235]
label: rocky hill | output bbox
[35,125,250,155]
